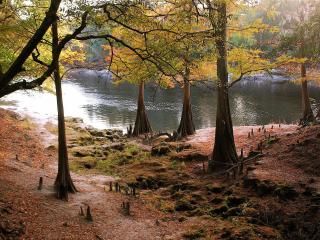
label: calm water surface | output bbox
[1,72,319,132]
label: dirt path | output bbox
[0,109,181,239]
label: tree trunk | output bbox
[133,81,152,136]
[208,2,238,171]
[177,68,195,137]
[52,20,77,201]
[300,63,315,124]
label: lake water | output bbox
[1,71,319,132]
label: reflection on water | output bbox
[1,73,319,132]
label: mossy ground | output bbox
[63,119,320,239]
[69,144,150,176]
[63,124,270,239]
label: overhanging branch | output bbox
[0,11,89,98]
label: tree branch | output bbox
[228,67,271,88]
[32,47,50,67]
[0,11,89,98]
[0,0,62,90]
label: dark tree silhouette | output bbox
[133,81,152,136]
[208,1,238,171]
[177,65,195,137]
[298,10,315,124]
[52,20,77,200]
[300,62,315,124]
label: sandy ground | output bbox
[189,124,320,188]
[186,124,297,156]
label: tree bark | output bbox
[133,81,152,136]
[208,2,238,171]
[300,63,315,124]
[52,20,77,201]
[177,67,195,137]
[0,0,61,90]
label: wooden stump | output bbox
[86,206,93,222]
[38,177,43,191]
[122,201,130,215]
[132,186,136,196]
[80,206,84,216]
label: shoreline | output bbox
[0,106,299,137]
[0,106,299,163]
[0,107,299,180]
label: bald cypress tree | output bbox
[177,63,195,137]
[133,81,152,136]
[52,19,77,200]
[207,1,238,171]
